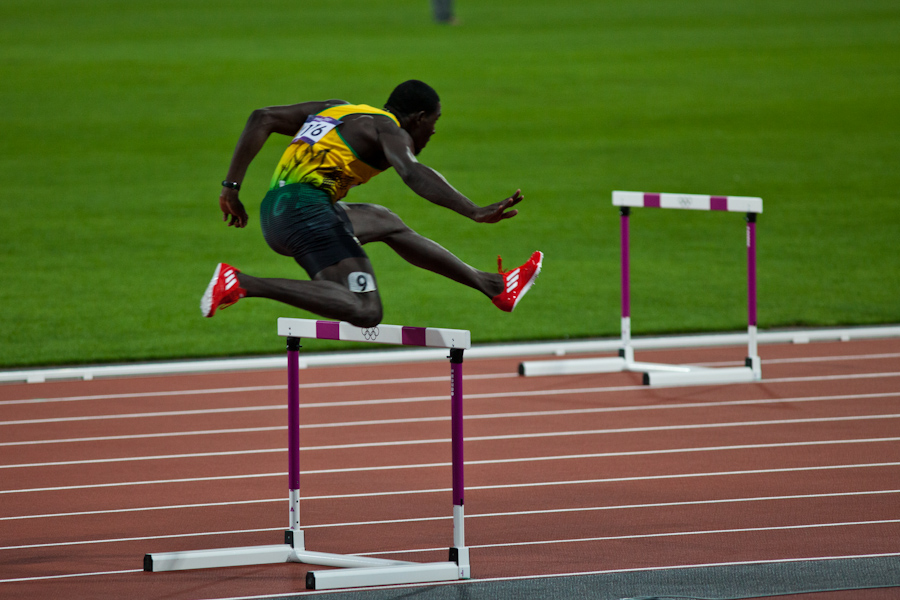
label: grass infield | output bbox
[2,0,898,367]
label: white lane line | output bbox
[0,385,284,406]
[768,372,900,383]
[1,472,287,495]
[4,489,899,552]
[0,526,285,551]
[0,373,519,406]
[470,519,900,550]
[217,492,900,534]
[470,489,900,520]
[0,569,143,583]
[464,413,900,444]
[3,352,896,409]
[3,412,900,471]
[0,405,286,426]
[0,495,286,521]
[3,379,899,428]
[0,429,440,451]
[700,352,900,367]
[1,447,286,469]
[4,462,899,521]
[3,386,632,426]
[5,436,898,494]
[3,390,898,448]
[0,426,286,447]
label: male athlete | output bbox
[202,80,542,327]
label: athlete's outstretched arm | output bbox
[219,99,347,228]
[378,120,523,223]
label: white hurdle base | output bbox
[519,356,628,377]
[144,544,414,572]
[519,355,761,387]
[145,540,469,590]
[144,544,295,572]
[307,561,462,590]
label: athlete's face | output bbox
[410,103,441,155]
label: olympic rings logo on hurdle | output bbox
[361,327,380,341]
[678,195,693,208]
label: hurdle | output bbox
[144,318,472,590]
[520,191,763,386]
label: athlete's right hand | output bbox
[219,189,249,228]
[473,189,524,223]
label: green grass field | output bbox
[2,0,898,367]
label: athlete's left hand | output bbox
[219,188,249,228]
[474,189,523,223]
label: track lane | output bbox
[0,338,898,599]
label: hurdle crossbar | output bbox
[144,318,471,590]
[520,191,763,386]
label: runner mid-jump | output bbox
[202,80,543,326]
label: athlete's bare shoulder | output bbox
[292,99,349,118]
[340,112,403,169]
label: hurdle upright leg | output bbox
[449,348,470,576]
[286,337,303,549]
[745,213,761,377]
[619,206,634,363]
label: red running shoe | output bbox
[201,263,246,317]
[492,251,543,312]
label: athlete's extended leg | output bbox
[344,203,504,297]
[237,257,383,327]
[202,258,383,327]
[343,202,543,312]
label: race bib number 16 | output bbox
[293,115,341,146]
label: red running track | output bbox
[0,338,899,599]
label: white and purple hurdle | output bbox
[520,190,763,386]
[144,318,472,590]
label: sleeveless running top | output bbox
[268,104,400,202]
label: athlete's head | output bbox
[386,80,441,155]
[386,80,440,117]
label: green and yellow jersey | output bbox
[269,104,399,202]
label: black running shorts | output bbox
[259,183,367,277]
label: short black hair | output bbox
[385,80,440,117]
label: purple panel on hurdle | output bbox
[287,346,300,491]
[315,320,340,340]
[643,193,661,208]
[451,359,464,506]
[401,326,427,347]
[621,211,631,318]
[710,196,728,211]
[748,220,757,326]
